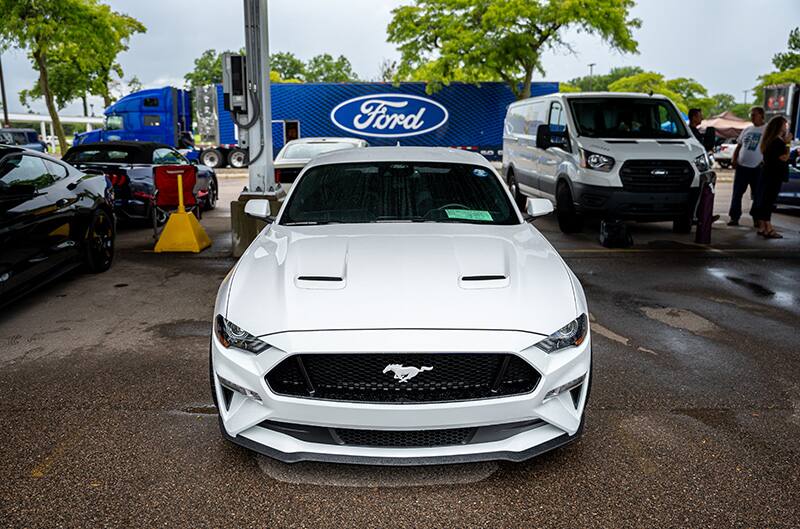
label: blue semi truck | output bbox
[75,81,560,168]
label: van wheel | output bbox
[556,182,583,233]
[506,169,526,210]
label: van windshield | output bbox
[568,97,688,139]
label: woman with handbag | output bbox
[753,116,792,239]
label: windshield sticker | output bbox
[445,209,493,221]
[472,168,490,178]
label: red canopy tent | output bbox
[699,111,753,139]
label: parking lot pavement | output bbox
[1,177,798,528]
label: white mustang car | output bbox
[211,147,591,465]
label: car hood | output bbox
[226,223,578,337]
[578,138,705,160]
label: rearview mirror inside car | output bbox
[525,197,554,218]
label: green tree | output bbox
[607,72,687,112]
[185,49,226,88]
[559,83,581,93]
[754,67,800,94]
[304,54,359,82]
[271,51,305,81]
[772,27,800,71]
[568,66,643,92]
[388,0,640,100]
[0,0,144,153]
[665,77,707,102]
[127,75,143,94]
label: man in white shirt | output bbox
[728,107,766,226]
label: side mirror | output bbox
[535,124,551,149]
[525,197,554,218]
[244,199,275,222]
[703,127,716,152]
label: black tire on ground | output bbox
[83,208,115,273]
[200,148,225,169]
[506,169,527,210]
[228,148,248,168]
[718,161,731,169]
[203,177,218,211]
[556,181,583,233]
[673,214,692,233]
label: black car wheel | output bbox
[201,149,224,169]
[204,177,218,211]
[556,181,584,233]
[83,208,115,273]
[506,169,526,210]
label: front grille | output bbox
[619,159,694,192]
[336,427,474,447]
[266,353,540,403]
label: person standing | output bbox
[688,108,704,144]
[753,115,792,239]
[728,107,766,226]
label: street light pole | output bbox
[0,55,10,127]
[588,63,596,92]
[743,89,749,105]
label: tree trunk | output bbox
[82,94,88,117]
[520,67,534,100]
[33,48,68,154]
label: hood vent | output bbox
[605,140,638,144]
[458,274,509,290]
[657,140,685,145]
[297,276,343,282]
[295,275,346,290]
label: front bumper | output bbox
[572,182,700,221]
[211,329,591,465]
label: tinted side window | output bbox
[143,97,159,107]
[0,155,54,190]
[44,160,69,179]
[143,115,161,127]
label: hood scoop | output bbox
[295,275,346,290]
[459,274,509,289]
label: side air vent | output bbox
[294,275,346,290]
[296,276,343,282]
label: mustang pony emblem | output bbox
[382,364,433,383]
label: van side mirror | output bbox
[244,199,275,223]
[525,197,554,218]
[535,124,551,149]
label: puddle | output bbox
[640,307,717,334]
[257,457,498,487]
[724,276,775,297]
[673,408,737,429]
[149,319,211,339]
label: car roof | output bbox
[284,137,366,145]
[510,91,672,106]
[304,146,493,170]
[66,141,171,154]
[0,145,69,164]
[0,128,38,133]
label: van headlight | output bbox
[694,153,710,173]
[215,315,270,354]
[536,314,588,353]
[580,149,615,172]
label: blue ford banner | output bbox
[330,94,449,138]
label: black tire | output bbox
[556,181,583,233]
[227,148,248,168]
[200,149,225,169]
[718,161,731,169]
[673,214,692,233]
[203,177,218,211]
[506,169,527,210]
[83,208,114,273]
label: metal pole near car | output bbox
[0,55,10,127]
[231,0,276,257]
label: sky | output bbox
[2,0,799,116]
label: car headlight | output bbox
[694,153,710,173]
[536,314,588,353]
[215,315,270,354]
[580,149,615,172]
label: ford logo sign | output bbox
[330,94,449,138]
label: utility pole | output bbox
[743,89,749,105]
[0,55,10,127]
[588,63,596,92]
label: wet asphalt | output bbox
[1,175,799,528]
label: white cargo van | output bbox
[502,92,711,233]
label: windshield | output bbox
[0,132,31,146]
[282,142,357,159]
[280,162,519,226]
[569,97,689,139]
[63,148,140,164]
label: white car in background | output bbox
[211,147,591,465]
[273,137,368,185]
[714,138,737,169]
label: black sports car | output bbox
[62,141,218,223]
[0,146,115,306]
